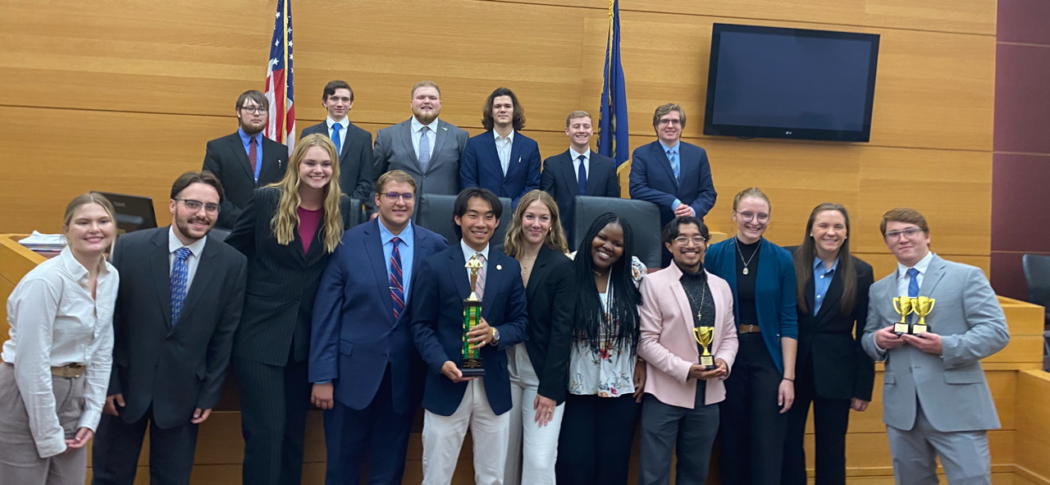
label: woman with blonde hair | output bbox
[226,133,354,485]
[502,190,574,485]
[0,193,118,485]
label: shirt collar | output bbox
[58,245,113,283]
[897,251,933,279]
[379,220,414,248]
[168,226,207,258]
[237,128,261,145]
[569,147,591,161]
[813,256,839,273]
[326,117,349,130]
[660,140,681,154]
[411,116,439,133]
[494,130,515,143]
[460,239,490,263]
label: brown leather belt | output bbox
[738,324,761,334]
[51,364,85,378]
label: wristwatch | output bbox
[491,327,501,345]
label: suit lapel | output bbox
[174,239,219,331]
[150,229,173,328]
[398,120,421,168]
[525,246,551,301]
[920,255,947,298]
[558,152,579,196]
[339,122,355,162]
[260,140,286,184]
[507,134,524,181]
[363,220,395,325]
[481,251,505,322]
[447,248,471,302]
[429,121,450,173]
[485,133,505,183]
[228,134,255,182]
[585,156,606,195]
[652,142,679,189]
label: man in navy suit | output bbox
[540,110,620,242]
[299,80,376,212]
[411,187,528,485]
[629,103,717,265]
[309,170,447,485]
[460,87,541,208]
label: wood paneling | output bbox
[1015,371,1050,485]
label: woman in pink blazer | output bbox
[637,216,739,485]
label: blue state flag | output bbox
[597,0,629,171]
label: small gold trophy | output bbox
[693,326,715,370]
[892,297,914,335]
[911,296,935,334]
[461,254,485,377]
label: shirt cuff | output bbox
[78,408,102,434]
[315,380,332,385]
[672,199,682,210]
[36,432,67,459]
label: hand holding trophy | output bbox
[693,326,715,370]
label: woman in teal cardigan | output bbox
[704,187,798,485]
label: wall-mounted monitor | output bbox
[703,23,880,142]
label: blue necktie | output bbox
[171,247,191,326]
[389,237,405,319]
[907,268,920,298]
[418,126,431,172]
[331,123,342,156]
[577,155,587,195]
[668,150,680,181]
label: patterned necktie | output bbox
[577,155,587,195]
[171,247,191,326]
[248,137,258,182]
[907,268,920,298]
[390,237,405,319]
[475,253,486,300]
[331,123,342,156]
[418,126,431,172]
[669,150,680,181]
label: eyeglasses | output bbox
[884,227,923,240]
[175,198,220,214]
[240,106,266,114]
[736,211,770,223]
[381,192,414,202]
[658,119,682,126]
[673,236,709,245]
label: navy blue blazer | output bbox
[411,245,528,416]
[460,130,541,207]
[628,140,717,228]
[704,237,798,374]
[309,219,448,414]
[539,149,620,242]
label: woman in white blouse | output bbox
[556,212,647,485]
[0,193,119,485]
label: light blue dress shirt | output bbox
[380,221,415,301]
[660,140,686,212]
[237,128,264,182]
[812,257,839,315]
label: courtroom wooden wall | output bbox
[0,0,995,277]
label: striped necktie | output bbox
[390,237,405,319]
[475,253,486,300]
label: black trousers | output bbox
[783,356,851,485]
[323,365,415,485]
[91,407,199,485]
[555,393,641,485]
[638,384,719,485]
[719,332,788,485]
[234,352,311,485]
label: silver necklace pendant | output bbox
[743,267,749,275]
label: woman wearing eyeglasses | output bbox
[704,187,798,485]
[226,133,354,485]
[783,203,874,485]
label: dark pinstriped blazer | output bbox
[225,186,353,366]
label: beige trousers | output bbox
[0,363,88,485]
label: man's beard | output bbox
[240,119,266,135]
[413,108,439,124]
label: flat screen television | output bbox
[703,24,880,142]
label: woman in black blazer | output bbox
[501,189,577,485]
[783,203,875,485]
[225,133,353,485]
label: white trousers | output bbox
[422,378,510,485]
[504,344,565,485]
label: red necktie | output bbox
[249,137,258,180]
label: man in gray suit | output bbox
[862,208,1009,485]
[373,80,469,199]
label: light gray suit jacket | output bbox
[862,253,1009,433]
[373,118,468,198]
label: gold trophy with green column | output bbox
[461,254,485,377]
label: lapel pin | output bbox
[442,126,447,131]
[496,264,502,270]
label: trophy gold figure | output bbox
[461,254,485,377]
[693,326,715,370]
[911,296,935,334]
[892,296,914,335]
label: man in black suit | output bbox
[300,80,376,212]
[540,110,620,242]
[91,171,248,485]
[203,90,288,229]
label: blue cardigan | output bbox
[705,237,798,374]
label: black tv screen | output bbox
[703,24,880,142]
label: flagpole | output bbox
[282,0,290,145]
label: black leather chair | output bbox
[416,194,513,247]
[571,196,662,269]
[348,198,365,230]
[1021,253,1050,361]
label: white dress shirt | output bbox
[495,130,515,176]
[168,227,206,292]
[896,251,933,298]
[460,239,490,283]
[327,117,349,152]
[570,147,591,184]
[2,246,119,457]
[411,116,439,161]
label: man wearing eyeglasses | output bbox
[92,171,248,485]
[309,170,448,484]
[203,90,288,229]
[862,208,1009,485]
[629,103,718,267]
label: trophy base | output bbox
[893,323,910,335]
[460,359,485,377]
[912,324,927,334]
[699,356,716,371]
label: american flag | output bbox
[264,0,295,152]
